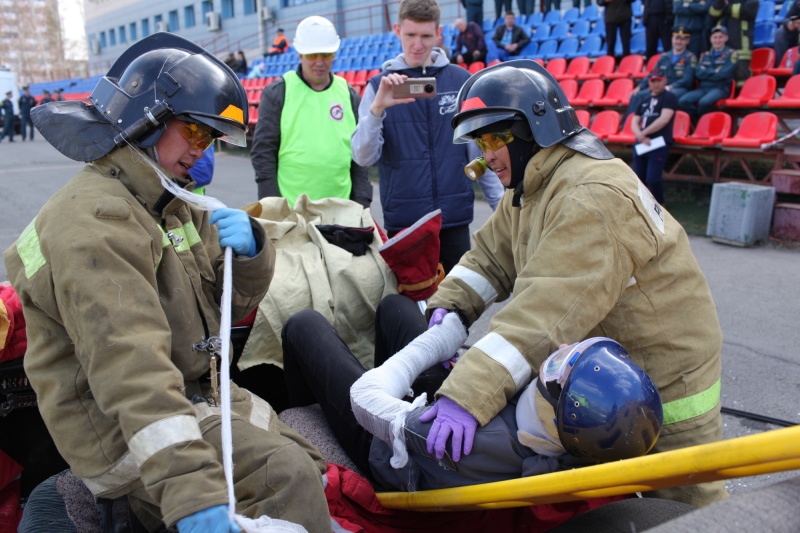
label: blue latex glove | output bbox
[210,208,257,257]
[427,308,448,329]
[176,505,240,533]
[418,396,478,462]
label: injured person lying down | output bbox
[281,295,664,491]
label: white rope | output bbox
[761,125,800,149]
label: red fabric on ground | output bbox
[324,463,629,532]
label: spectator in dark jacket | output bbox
[773,0,800,67]
[678,25,738,120]
[492,12,531,60]
[644,0,675,58]
[599,0,635,58]
[234,50,248,76]
[452,18,487,65]
[710,0,759,79]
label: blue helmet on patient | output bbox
[541,338,664,463]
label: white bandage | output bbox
[350,312,468,468]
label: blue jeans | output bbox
[632,144,670,205]
[678,87,728,121]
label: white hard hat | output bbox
[293,16,340,54]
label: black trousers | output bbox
[645,17,672,59]
[282,294,449,474]
[605,19,632,58]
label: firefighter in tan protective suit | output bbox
[3,34,331,533]
[421,59,727,508]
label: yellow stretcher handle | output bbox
[376,425,800,512]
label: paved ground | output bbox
[1,138,798,497]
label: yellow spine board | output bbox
[377,425,800,511]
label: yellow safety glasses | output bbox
[179,121,217,151]
[302,52,335,61]
[474,130,515,153]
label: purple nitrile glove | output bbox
[176,505,240,533]
[428,307,448,329]
[418,396,478,462]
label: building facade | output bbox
[0,0,70,85]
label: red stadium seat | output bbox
[468,61,486,74]
[721,112,778,148]
[559,79,579,101]
[558,56,591,80]
[723,75,776,107]
[672,110,692,143]
[767,74,800,107]
[589,110,621,140]
[546,57,568,79]
[594,78,634,106]
[606,54,645,80]
[575,109,591,128]
[750,47,776,75]
[767,47,800,76]
[680,111,732,146]
[606,113,636,143]
[636,53,661,79]
[577,55,615,80]
[352,69,369,87]
[571,78,605,106]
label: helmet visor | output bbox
[452,109,520,144]
[541,337,615,390]
[186,112,248,147]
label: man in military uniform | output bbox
[678,25,738,121]
[673,0,711,57]
[628,26,698,115]
[0,91,15,142]
[17,86,37,141]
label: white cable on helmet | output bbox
[350,312,468,468]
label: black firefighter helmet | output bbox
[451,59,612,160]
[32,32,248,162]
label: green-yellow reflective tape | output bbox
[662,379,721,425]
[17,218,46,279]
[158,222,202,262]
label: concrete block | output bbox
[707,182,776,246]
[772,202,800,241]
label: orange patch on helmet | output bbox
[219,104,244,125]
[460,97,488,112]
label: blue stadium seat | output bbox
[485,39,501,62]
[577,34,604,57]
[551,37,580,59]
[518,40,540,59]
[632,0,643,18]
[632,19,646,35]
[517,14,528,25]
[590,19,606,37]
[563,7,580,23]
[773,0,792,23]
[754,21,778,47]
[580,4,601,22]
[533,23,552,43]
[756,1,776,22]
[550,21,571,41]
[544,10,562,24]
[571,19,592,39]
[528,12,544,25]
[483,18,495,33]
[630,32,646,54]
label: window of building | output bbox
[142,18,150,37]
[119,25,126,43]
[100,31,107,48]
[169,10,179,30]
[130,22,137,41]
[221,0,234,19]
[185,5,196,28]
[201,0,213,17]
[109,28,116,46]
[244,0,257,15]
